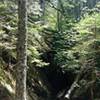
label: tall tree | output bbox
[57,0,63,32]
[15,0,27,100]
[39,0,45,16]
[39,0,45,24]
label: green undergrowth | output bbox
[0,58,15,100]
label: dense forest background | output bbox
[0,0,100,100]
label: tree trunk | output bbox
[15,0,27,100]
[39,0,45,24]
[57,0,62,32]
[39,0,45,16]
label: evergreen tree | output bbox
[15,0,28,100]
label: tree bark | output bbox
[15,0,27,100]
